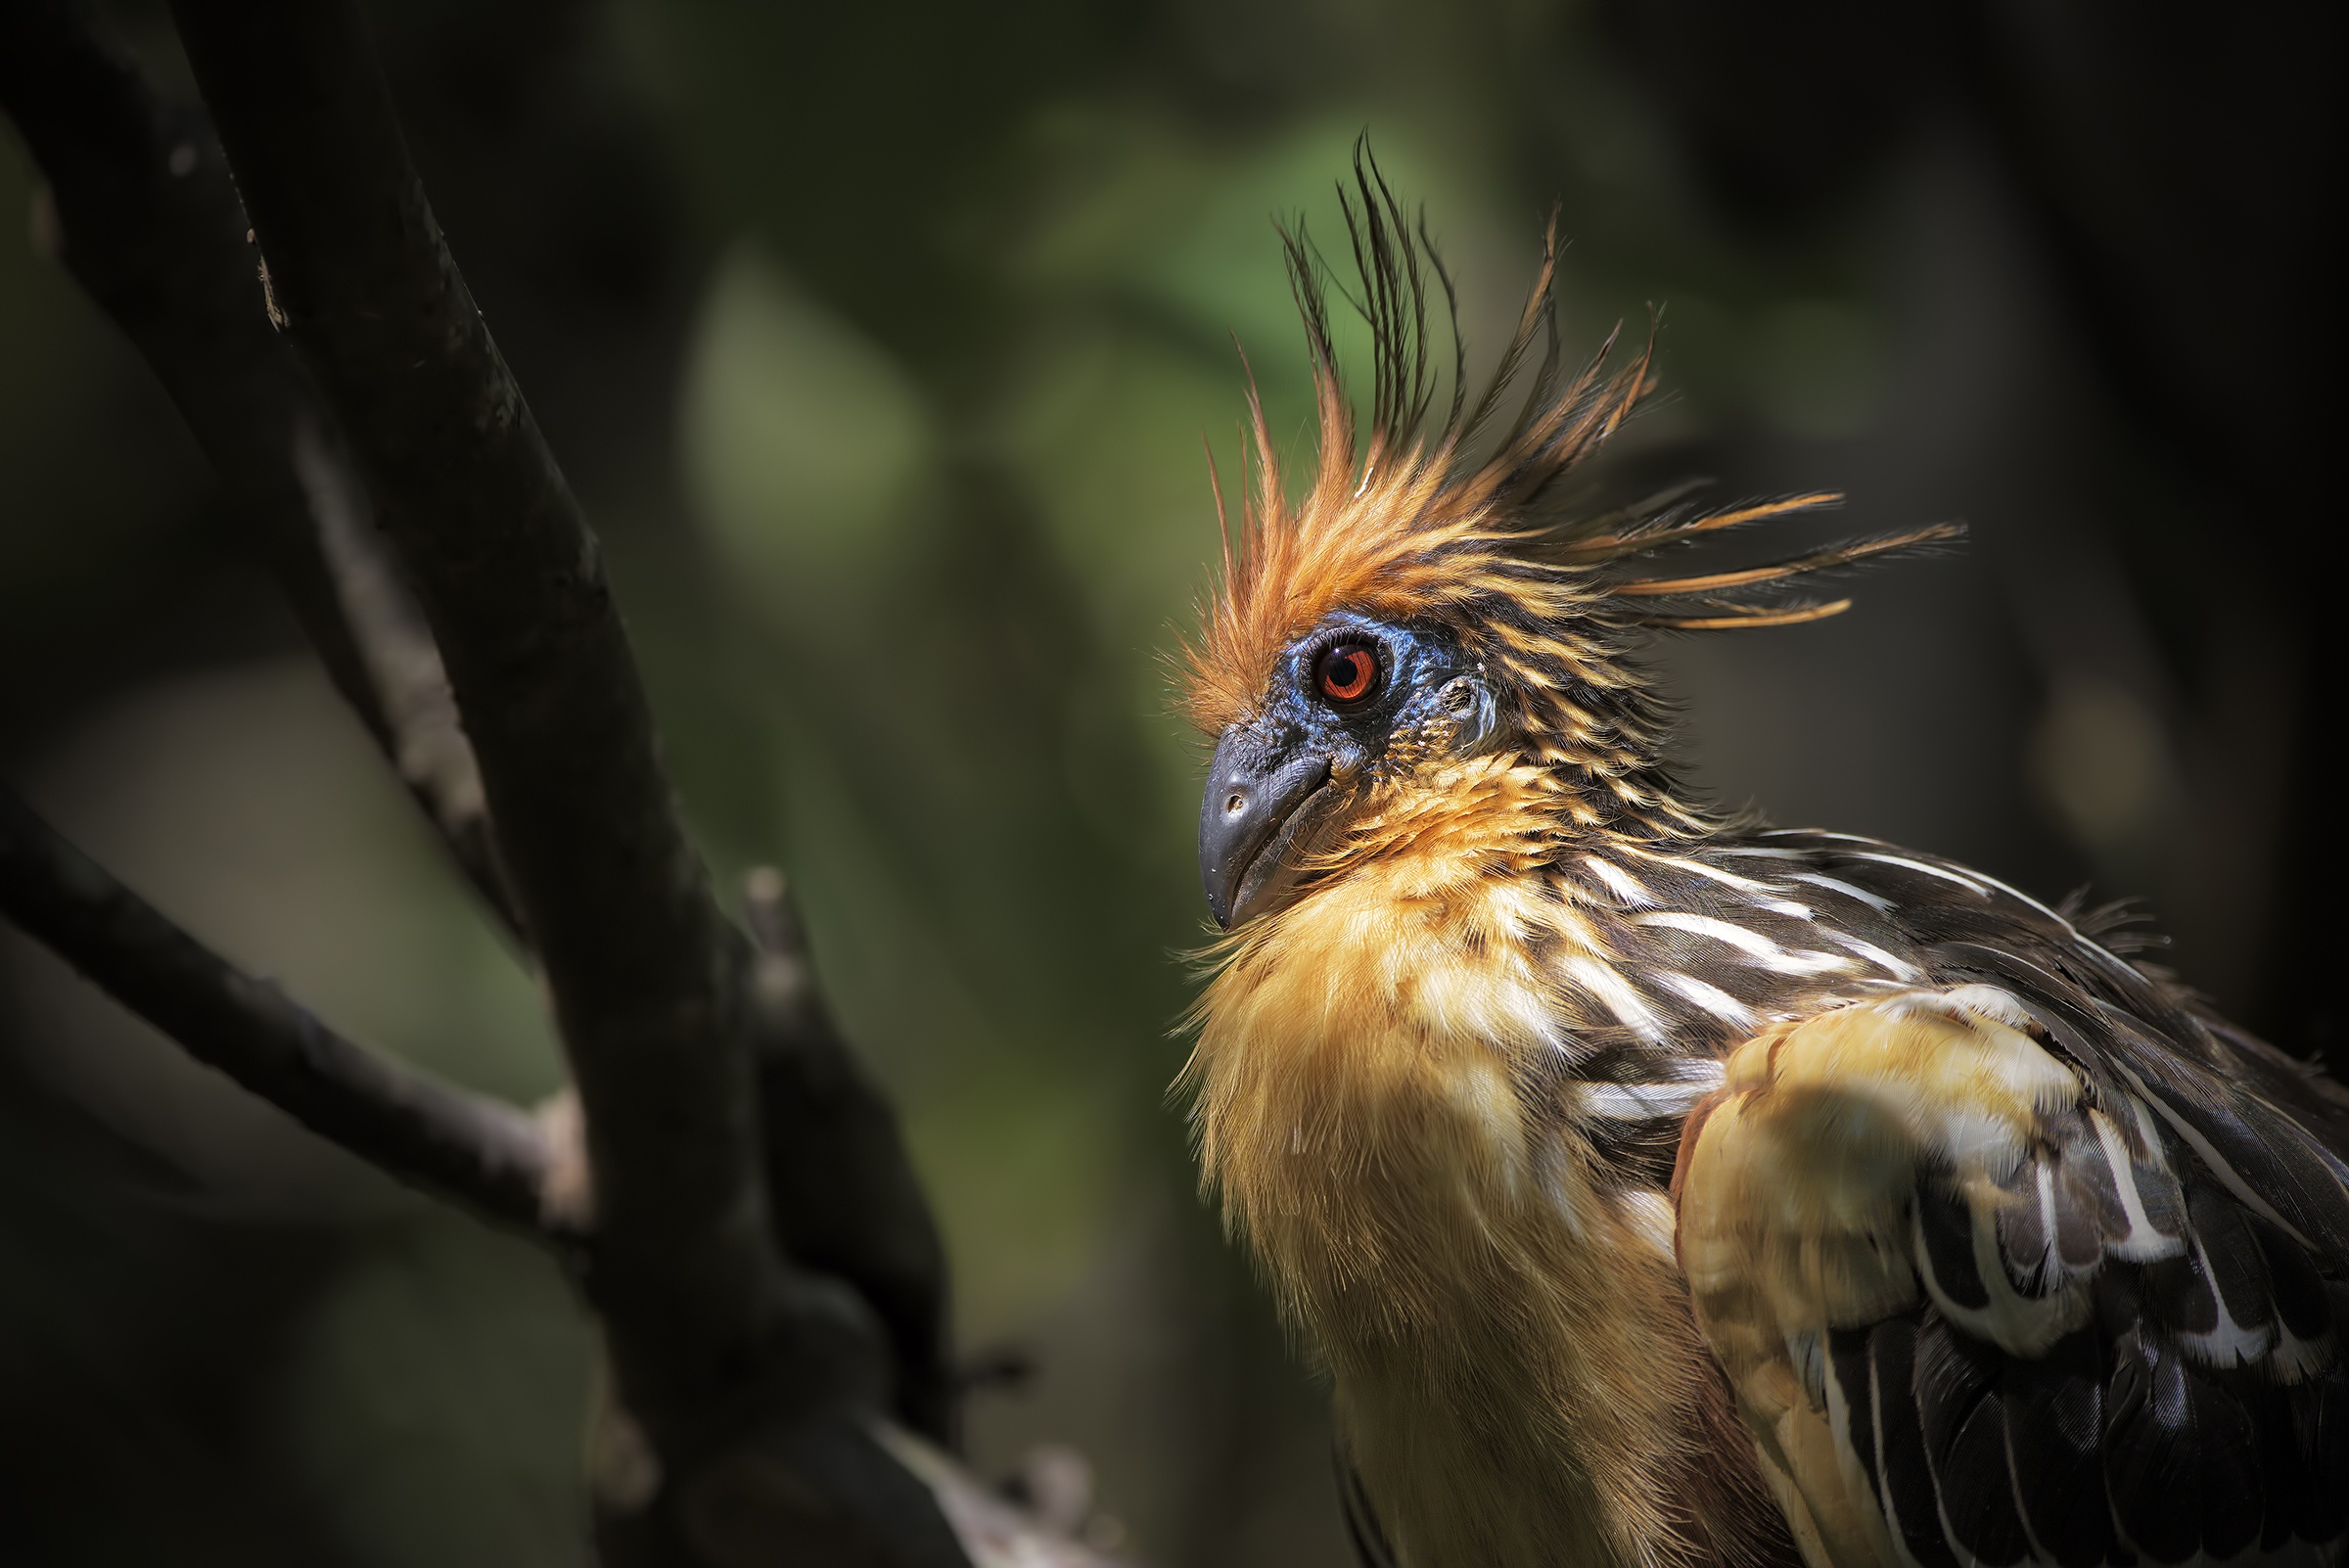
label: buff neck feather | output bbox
[1182,783,1788,1567]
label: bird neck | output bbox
[1184,847,1789,1567]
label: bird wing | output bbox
[1675,984,2349,1568]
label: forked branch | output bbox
[0,786,564,1236]
[0,0,1122,1560]
[163,0,788,1448]
[0,0,522,937]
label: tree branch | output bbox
[1,5,1107,1561]
[0,786,1133,1567]
[0,0,522,939]
[149,8,959,1557]
[744,868,954,1443]
[0,785,563,1237]
[301,421,520,936]
[166,0,778,1427]
[5,0,961,1452]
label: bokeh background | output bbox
[2,1,2337,1563]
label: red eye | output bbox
[1315,643,1380,706]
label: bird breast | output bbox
[1184,858,1773,1567]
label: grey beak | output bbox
[1199,728,1337,930]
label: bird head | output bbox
[1182,161,1954,931]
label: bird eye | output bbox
[1314,643,1380,707]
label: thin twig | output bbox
[0,785,564,1238]
[0,0,523,938]
[745,868,955,1443]
[299,420,521,932]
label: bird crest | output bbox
[1178,155,1956,793]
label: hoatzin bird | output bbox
[1178,167,2349,1568]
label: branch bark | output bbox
[0,4,1130,1561]
[156,3,972,1561]
[0,0,522,938]
[0,785,562,1236]
[164,0,775,1418]
[0,787,1134,1567]
[744,869,954,1444]
[2,0,960,1453]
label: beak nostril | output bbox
[1201,741,1334,927]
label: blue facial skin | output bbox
[1264,612,1495,779]
[1199,613,1499,929]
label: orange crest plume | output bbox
[1178,151,1958,777]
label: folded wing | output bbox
[1677,987,2349,1567]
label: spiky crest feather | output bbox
[1179,153,1958,835]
